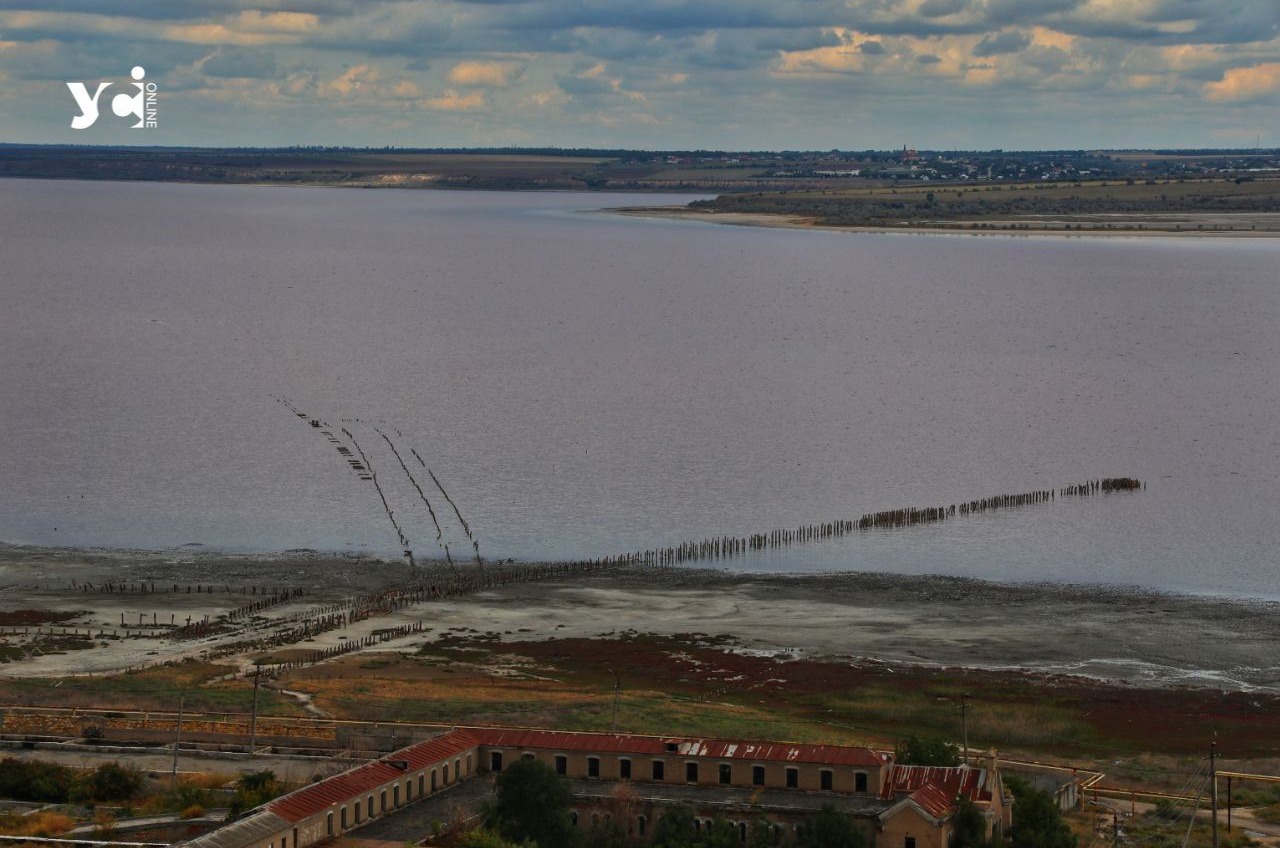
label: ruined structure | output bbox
[180,727,1011,848]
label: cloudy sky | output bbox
[1,0,1276,150]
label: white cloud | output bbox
[1205,62,1280,101]
[446,60,523,87]
[418,89,486,110]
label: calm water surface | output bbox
[2,179,1277,598]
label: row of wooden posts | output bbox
[227,587,306,621]
[193,559,635,659]
[10,628,164,640]
[249,621,429,678]
[1061,477,1144,496]
[69,581,294,596]
[580,478,1144,568]
[278,397,484,569]
[155,476,1145,652]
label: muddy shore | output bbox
[609,206,1280,237]
[2,543,1276,692]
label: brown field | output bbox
[282,629,1280,764]
[684,175,1280,233]
[3,544,1279,784]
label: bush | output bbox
[0,758,78,803]
[82,762,145,802]
[0,811,77,837]
[227,771,284,820]
[93,809,117,838]
[895,736,961,767]
[163,779,216,814]
[181,805,206,820]
[795,805,869,848]
[458,828,524,848]
[1005,776,1075,848]
[488,758,575,848]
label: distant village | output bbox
[643,146,1280,183]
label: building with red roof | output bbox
[179,728,1010,848]
[878,756,1013,848]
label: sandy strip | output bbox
[608,206,1280,238]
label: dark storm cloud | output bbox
[858,40,885,54]
[0,0,386,19]
[1044,0,1278,44]
[919,0,969,18]
[0,36,204,81]
[1020,44,1070,73]
[0,0,236,19]
[680,27,844,69]
[555,66,615,96]
[972,29,1030,56]
[495,0,851,33]
[753,27,843,52]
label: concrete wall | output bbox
[481,745,881,796]
[565,799,880,845]
[880,805,951,848]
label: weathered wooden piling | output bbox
[375,427,445,542]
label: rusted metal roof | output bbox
[477,728,887,767]
[259,726,887,826]
[267,729,480,823]
[906,783,958,819]
[879,765,991,803]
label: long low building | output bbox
[178,727,1010,848]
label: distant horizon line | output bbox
[1,142,1276,157]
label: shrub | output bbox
[227,770,284,819]
[0,811,77,837]
[457,828,524,848]
[82,762,145,802]
[895,736,961,766]
[488,758,575,848]
[1005,775,1076,848]
[0,758,78,803]
[93,809,117,838]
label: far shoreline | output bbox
[607,204,1280,239]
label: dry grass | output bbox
[0,811,77,837]
[178,772,234,791]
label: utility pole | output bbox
[1227,777,1232,833]
[959,693,972,765]
[249,665,261,757]
[1210,742,1219,848]
[171,695,184,780]
[609,671,620,734]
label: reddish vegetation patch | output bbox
[510,632,930,696]
[0,609,83,626]
[495,634,1280,757]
